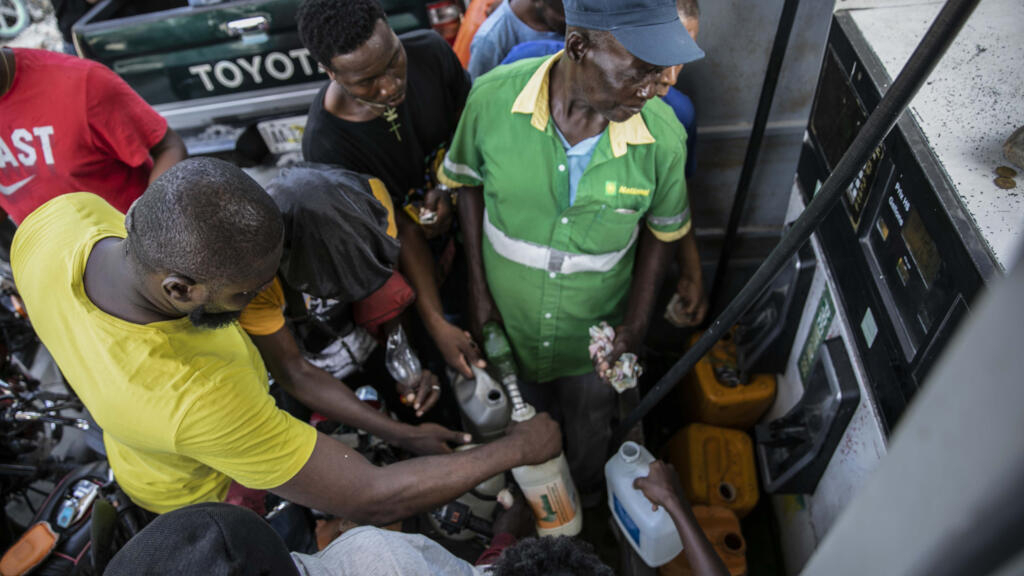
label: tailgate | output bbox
[73,0,430,106]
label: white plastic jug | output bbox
[510,404,582,537]
[605,441,683,567]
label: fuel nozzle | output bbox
[481,322,530,420]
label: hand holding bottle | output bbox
[505,411,562,466]
[634,460,687,513]
[386,326,439,417]
[634,460,730,576]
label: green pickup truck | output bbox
[72,0,460,156]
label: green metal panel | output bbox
[74,0,431,105]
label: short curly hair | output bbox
[297,0,386,70]
[125,157,282,286]
[488,536,615,576]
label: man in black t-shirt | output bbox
[295,0,483,388]
[298,0,471,234]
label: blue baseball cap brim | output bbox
[610,19,705,68]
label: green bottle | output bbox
[481,321,525,413]
[482,322,516,382]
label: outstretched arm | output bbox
[272,411,562,526]
[396,209,484,378]
[458,186,503,340]
[635,461,729,576]
[252,327,469,455]
[596,228,677,375]
[672,229,707,326]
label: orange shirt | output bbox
[453,0,502,67]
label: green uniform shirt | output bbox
[441,53,691,383]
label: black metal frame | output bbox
[708,0,802,310]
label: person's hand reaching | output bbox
[633,460,688,512]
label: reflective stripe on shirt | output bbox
[483,208,639,274]
[647,207,690,227]
[443,155,483,183]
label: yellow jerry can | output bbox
[666,424,759,518]
[659,505,747,576]
[681,332,776,429]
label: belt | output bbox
[483,209,638,275]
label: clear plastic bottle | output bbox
[605,441,683,567]
[384,325,421,385]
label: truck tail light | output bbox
[427,1,462,46]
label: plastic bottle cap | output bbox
[511,403,536,422]
[620,441,641,463]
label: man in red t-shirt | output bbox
[0,47,186,225]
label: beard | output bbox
[188,306,242,330]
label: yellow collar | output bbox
[511,51,656,158]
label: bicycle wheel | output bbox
[0,0,29,40]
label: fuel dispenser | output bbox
[614,1,1016,573]
[735,3,1011,571]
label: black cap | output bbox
[105,503,301,576]
[563,0,704,67]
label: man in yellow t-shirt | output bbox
[12,157,560,521]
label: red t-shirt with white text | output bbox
[0,48,167,224]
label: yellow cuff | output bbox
[647,220,691,242]
[436,169,464,190]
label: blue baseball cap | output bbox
[563,0,705,67]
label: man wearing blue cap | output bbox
[439,0,704,502]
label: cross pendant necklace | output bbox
[383,106,402,142]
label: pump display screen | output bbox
[811,50,867,172]
[795,13,993,435]
[901,209,940,290]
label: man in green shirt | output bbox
[440,0,705,501]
